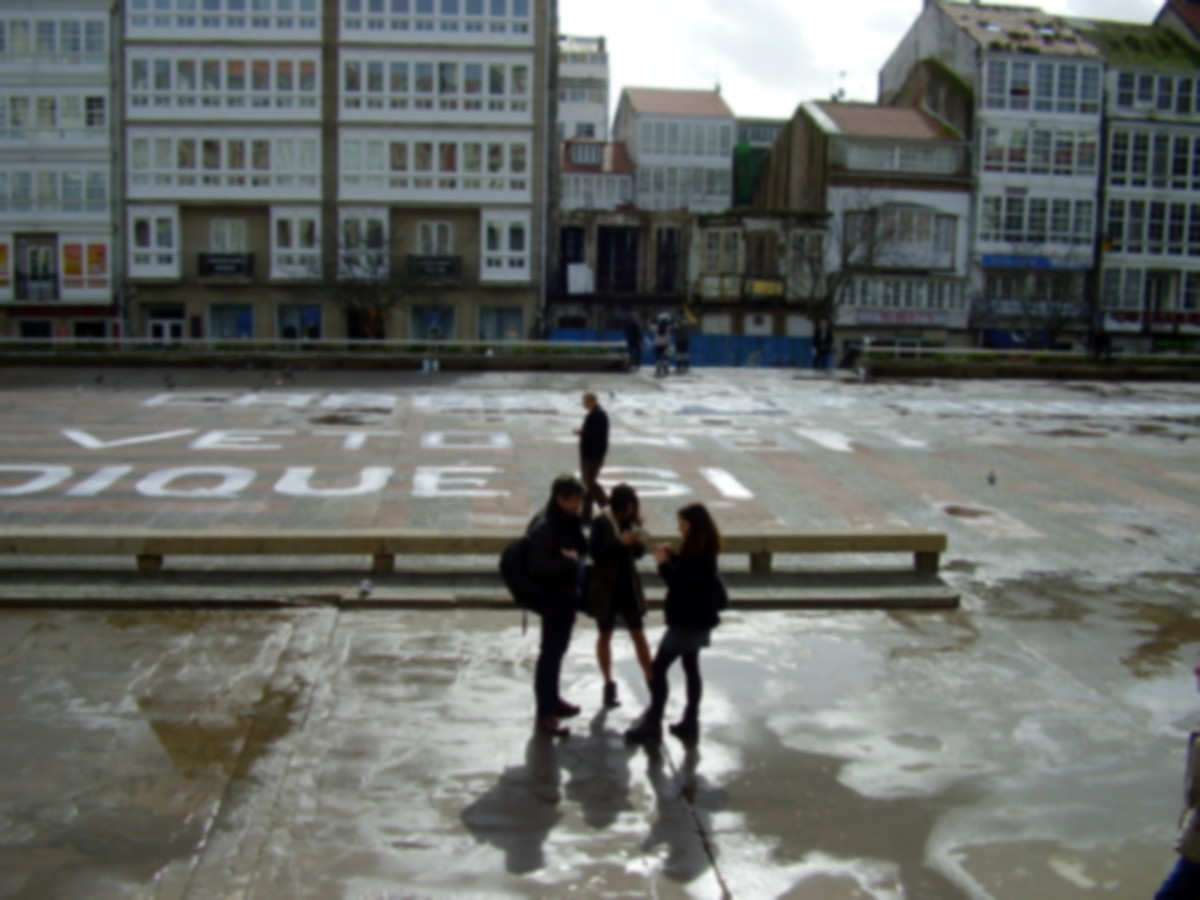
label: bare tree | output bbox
[789,193,897,325]
[322,251,411,340]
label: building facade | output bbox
[881,1,1104,348]
[557,34,606,141]
[755,101,973,353]
[613,87,735,213]
[121,0,555,345]
[0,0,118,340]
[1074,17,1200,349]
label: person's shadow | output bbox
[559,708,638,830]
[460,711,638,874]
[640,741,730,889]
[460,733,564,875]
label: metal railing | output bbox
[0,337,628,357]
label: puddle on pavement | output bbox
[722,722,978,899]
[139,682,301,780]
[1118,600,1200,679]
[886,610,980,659]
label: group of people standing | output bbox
[625,313,691,377]
[522,391,725,743]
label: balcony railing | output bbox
[198,252,254,279]
[15,272,59,301]
[407,255,462,281]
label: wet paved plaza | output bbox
[1,367,1199,898]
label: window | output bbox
[271,206,320,278]
[129,205,180,276]
[128,51,320,115]
[128,130,319,197]
[481,209,529,281]
[210,218,247,252]
[479,306,523,340]
[417,220,453,254]
[1117,72,1135,109]
[339,207,388,276]
[210,305,254,340]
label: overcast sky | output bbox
[559,0,1168,122]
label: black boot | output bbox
[603,681,620,709]
[624,714,662,744]
[668,718,699,742]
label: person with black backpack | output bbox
[525,475,588,738]
[625,503,726,746]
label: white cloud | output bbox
[559,0,1169,123]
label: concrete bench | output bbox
[0,528,946,576]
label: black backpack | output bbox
[500,534,549,612]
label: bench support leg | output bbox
[137,554,163,574]
[750,552,772,576]
[372,554,395,575]
[915,551,940,574]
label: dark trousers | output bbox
[580,458,607,521]
[646,646,702,725]
[1157,857,1200,899]
[534,616,574,719]
[627,340,641,369]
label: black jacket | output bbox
[587,512,646,620]
[657,551,721,631]
[579,405,609,462]
[526,501,587,621]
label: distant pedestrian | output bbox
[812,318,833,371]
[625,503,725,745]
[526,475,588,739]
[1155,661,1200,899]
[587,483,654,709]
[654,313,671,377]
[572,391,609,524]
[624,314,643,371]
[674,315,691,374]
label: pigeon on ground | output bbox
[987,471,996,486]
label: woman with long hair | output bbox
[588,483,654,708]
[625,503,724,744]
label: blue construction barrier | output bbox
[549,330,815,368]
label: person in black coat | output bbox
[527,475,588,738]
[812,318,834,371]
[572,391,609,524]
[624,315,643,371]
[625,503,723,745]
[587,484,654,710]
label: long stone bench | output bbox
[0,528,946,575]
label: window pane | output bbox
[439,63,457,94]
[227,60,246,91]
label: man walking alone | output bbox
[573,391,609,525]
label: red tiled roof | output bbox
[621,87,733,118]
[560,140,635,175]
[1165,0,1200,38]
[813,101,960,141]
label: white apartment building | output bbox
[0,0,117,340]
[122,0,552,343]
[557,34,607,141]
[338,0,549,341]
[881,1,1104,346]
[613,87,735,213]
[1074,17,1200,349]
[124,0,324,342]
